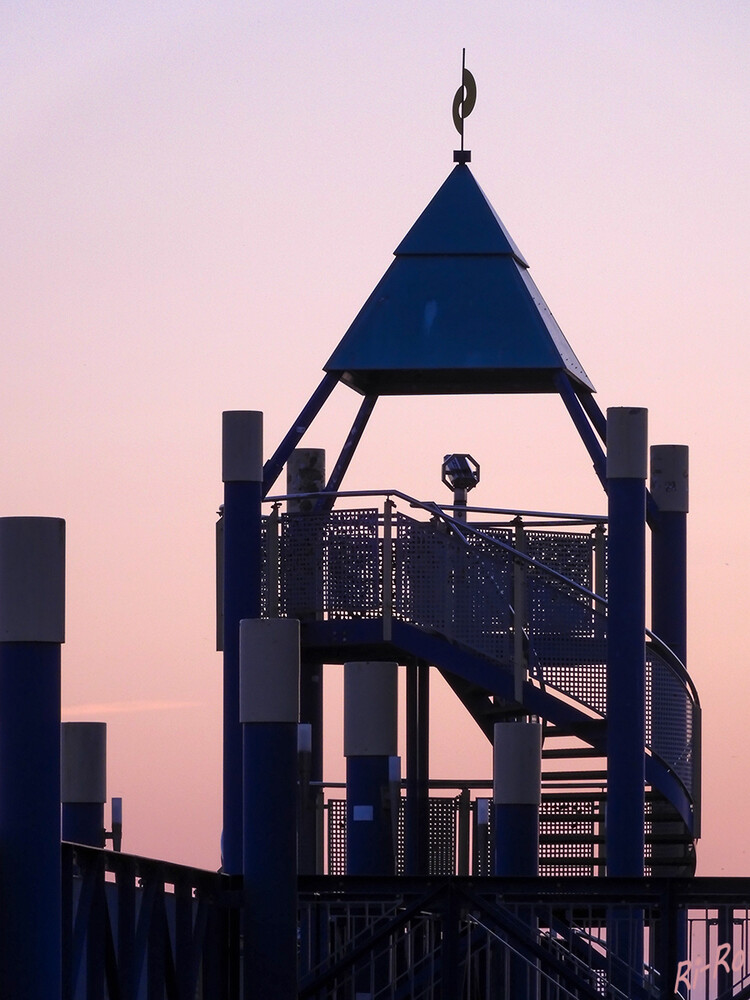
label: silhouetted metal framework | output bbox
[63,843,750,999]
[51,150,702,999]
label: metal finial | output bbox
[452,48,476,163]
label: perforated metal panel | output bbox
[472,798,493,877]
[327,795,458,876]
[540,795,603,876]
[647,646,695,793]
[324,509,381,619]
[327,799,348,876]
[428,798,458,876]
[394,514,514,666]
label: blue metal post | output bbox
[222,411,263,875]
[492,720,542,875]
[606,408,647,990]
[61,722,106,847]
[650,445,688,666]
[240,618,299,1000]
[650,445,689,980]
[345,661,398,875]
[493,720,542,1000]
[606,407,647,876]
[0,516,65,1000]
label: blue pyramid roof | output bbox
[324,163,594,395]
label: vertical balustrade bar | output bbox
[0,516,65,1000]
[222,411,263,875]
[512,517,528,703]
[266,503,280,618]
[382,498,394,641]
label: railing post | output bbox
[513,516,528,703]
[457,787,471,876]
[0,516,65,1000]
[266,502,280,618]
[382,498,394,641]
[474,798,491,875]
[592,520,607,630]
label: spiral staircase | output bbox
[262,494,699,883]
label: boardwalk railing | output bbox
[63,850,750,999]
[62,842,240,1000]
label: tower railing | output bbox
[262,490,700,827]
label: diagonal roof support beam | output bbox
[555,372,607,491]
[315,394,378,514]
[577,385,607,443]
[262,372,339,497]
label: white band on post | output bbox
[61,722,107,803]
[650,445,689,513]
[0,517,65,642]
[493,721,542,806]
[606,407,648,480]
[222,411,263,483]
[239,618,300,723]
[344,662,398,757]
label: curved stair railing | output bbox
[262,491,701,846]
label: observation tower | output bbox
[3,61,724,1000]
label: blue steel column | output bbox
[492,720,542,875]
[650,445,688,665]
[0,516,65,1000]
[61,721,106,847]
[650,445,690,984]
[345,661,399,875]
[240,618,299,1000]
[493,721,542,1000]
[606,408,647,992]
[222,410,263,875]
[606,407,648,876]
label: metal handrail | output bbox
[270,488,697,699]
[265,488,607,525]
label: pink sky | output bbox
[3,3,749,873]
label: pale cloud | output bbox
[63,700,202,716]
